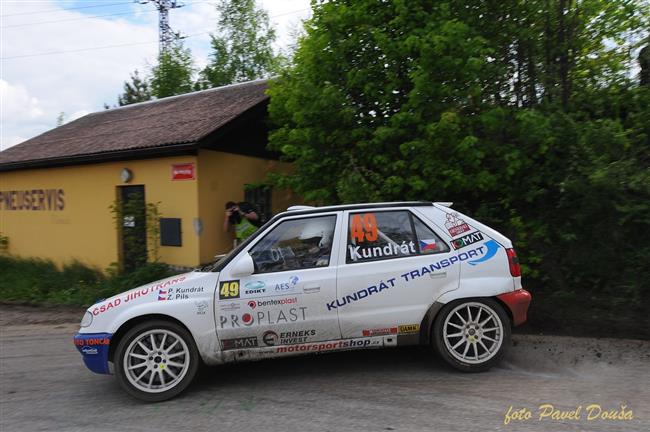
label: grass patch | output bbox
[0,255,180,306]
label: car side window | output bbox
[249,215,337,274]
[413,216,449,254]
[347,210,448,263]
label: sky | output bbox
[0,0,312,151]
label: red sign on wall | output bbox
[171,163,195,181]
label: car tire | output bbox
[114,320,200,402]
[432,298,510,372]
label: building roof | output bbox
[0,79,270,171]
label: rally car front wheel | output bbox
[432,298,511,372]
[114,320,199,402]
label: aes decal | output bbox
[219,280,240,300]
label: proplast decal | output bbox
[219,307,308,328]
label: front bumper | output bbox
[73,333,113,375]
[497,289,532,326]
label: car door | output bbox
[215,212,342,351]
[333,208,460,339]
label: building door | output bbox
[118,185,147,272]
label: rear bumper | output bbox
[73,333,113,375]
[497,289,532,326]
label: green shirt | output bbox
[235,217,257,240]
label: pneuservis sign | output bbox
[0,189,65,211]
[171,163,195,181]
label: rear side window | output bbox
[346,210,448,263]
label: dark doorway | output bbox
[118,185,147,272]
[245,186,272,224]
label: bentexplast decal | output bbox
[73,333,112,374]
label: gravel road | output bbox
[1,305,648,432]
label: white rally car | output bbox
[74,202,531,401]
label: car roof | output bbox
[284,201,437,217]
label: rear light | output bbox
[506,248,521,277]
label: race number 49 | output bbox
[219,280,240,299]
[350,213,378,243]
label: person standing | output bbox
[223,201,259,246]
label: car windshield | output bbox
[197,216,277,272]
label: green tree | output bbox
[151,40,195,98]
[268,0,650,337]
[197,0,280,88]
[640,43,650,86]
[117,69,152,106]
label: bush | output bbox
[0,256,180,306]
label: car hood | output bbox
[83,271,215,330]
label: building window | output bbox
[245,186,272,223]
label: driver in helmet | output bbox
[298,218,334,267]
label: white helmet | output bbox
[298,218,333,248]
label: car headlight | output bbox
[80,311,93,328]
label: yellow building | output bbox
[0,80,295,271]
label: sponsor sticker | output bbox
[219,302,240,311]
[158,286,205,301]
[276,338,380,353]
[362,327,398,337]
[262,329,317,346]
[73,337,110,346]
[398,324,420,334]
[445,212,471,237]
[327,241,500,311]
[81,346,98,355]
[451,232,484,250]
[219,280,240,300]
[219,307,308,329]
[273,275,300,293]
[221,336,258,350]
[91,275,187,316]
[248,297,298,309]
[348,241,416,262]
[195,300,209,315]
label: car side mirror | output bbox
[231,253,254,278]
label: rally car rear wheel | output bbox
[114,320,199,402]
[432,298,510,372]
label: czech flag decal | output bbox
[419,239,438,251]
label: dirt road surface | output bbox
[1,305,648,432]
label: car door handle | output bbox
[430,272,447,279]
[303,285,320,293]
